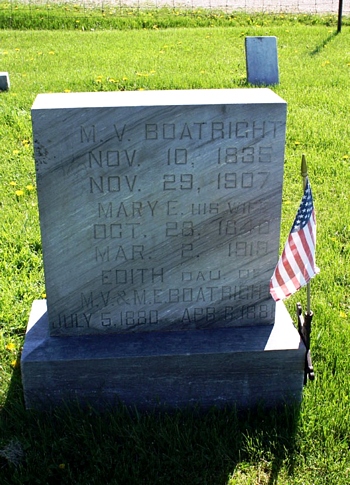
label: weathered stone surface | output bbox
[0,72,10,91]
[245,37,279,86]
[21,299,305,410]
[31,89,287,336]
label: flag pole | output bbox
[298,154,315,383]
[301,154,311,315]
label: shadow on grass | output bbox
[309,30,340,56]
[0,369,301,485]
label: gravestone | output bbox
[0,72,10,91]
[245,37,279,86]
[21,89,305,410]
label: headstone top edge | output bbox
[245,36,277,40]
[31,88,286,111]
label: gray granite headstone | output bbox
[22,89,306,410]
[31,89,286,337]
[0,72,10,91]
[245,37,279,86]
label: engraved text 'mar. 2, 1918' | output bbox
[31,93,286,336]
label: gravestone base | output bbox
[21,300,305,411]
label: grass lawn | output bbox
[0,10,350,484]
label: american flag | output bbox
[270,178,320,301]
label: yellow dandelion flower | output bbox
[138,88,145,91]
[26,184,35,191]
[58,464,66,470]
[122,77,128,81]
[3,51,8,55]
[11,359,20,369]
[13,149,19,155]
[64,89,71,93]
[15,190,24,196]
[15,48,20,51]
[339,310,347,319]
[294,141,301,145]
[342,155,349,159]
[10,181,17,186]
[49,51,55,55]
[6,342,16,351]
[42,293,47,298]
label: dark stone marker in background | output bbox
[0,72,10,91]
[245,37,279,86]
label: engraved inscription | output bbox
[33,94,286,335]
[217,146,272,164]
[97,201,159,218]
[217,172,269,189]
[90,175,138,193]
[144,121,284,140]
[163,174,193,191]
[89,150,137,167]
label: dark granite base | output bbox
[21,300,305,411]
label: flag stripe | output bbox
[298,221,315,265]
[270,178,319,301]
[291,232,313,279]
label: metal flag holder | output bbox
[297,302,315,385]
[297,154,315,385]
